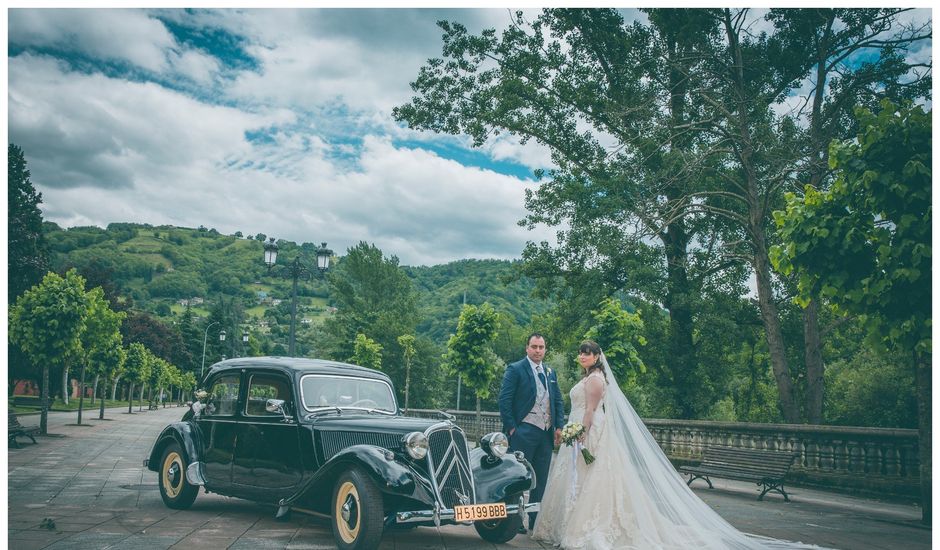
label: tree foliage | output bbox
[8,144,49,303]
[772,100,931,522]
[350,333,383,371]
[79,287,126,420]
[9,269,89,433]
[773,101,931,356]
[443,303,501,400]
[583,297,646,384]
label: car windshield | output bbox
[300,374,397,413]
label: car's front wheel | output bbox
[158,441,198,509]
[331,468,384,550]
[474,493,523,543]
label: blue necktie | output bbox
[537,367,547,390]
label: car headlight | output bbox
[402,431,428,460]
[480,432,509,458]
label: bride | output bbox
[532,340,827,550]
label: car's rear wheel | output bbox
[331,468,384,550]
[159,441,198,509]
[474,493,523,543]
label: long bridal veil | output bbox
[596,352,828,549]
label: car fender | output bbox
[145,422,204,484]
[280,444,432,510]
[469,447,536,503]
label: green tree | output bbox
[124,343,152,414]
[397,334,417,410]
[772,100,931,522]
[9,269,89,433]
[76,287,126,425]
[825,347,916,429]
[394,9,718,419]
[123,311,192,370]
[149,356,172,408]
[180,371,198,402]
[763,8,930,423]
[583,297,646,385]
[324,242,419,391]
[396,8,929,424]
[8,144,49,303]
[350,333,383,371]
[443,303,501,424]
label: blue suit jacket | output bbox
[498,357,566,435]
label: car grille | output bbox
[320,431,402,461]
[426,426,475,508]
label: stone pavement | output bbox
[7,405,930,550]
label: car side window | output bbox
[207,374,240,416]
[246,374,291,416]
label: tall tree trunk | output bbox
[661,29,698,419]
[112,377,120,400]
[76,363,87,425]
[752,225,800,423]
[476,395,482,440]
[404,361,411,411]
[721,8,799,424]
[662,222,697,418]
[915,353,931,524]
[40,363,50,435]
[61,364,70,405]
[99,379,107,420]
[803,300,824,423]
[127,382,135,414]
[91,374,99,406]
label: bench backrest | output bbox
[701,446,799,476]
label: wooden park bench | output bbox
[678,446,800,501]
[8,411,40,449]
[12,396,40,408]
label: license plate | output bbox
[453,502,507,522]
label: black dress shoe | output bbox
[518,526,528,534]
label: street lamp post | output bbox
[200,323,226,381]
[263,238,332,357]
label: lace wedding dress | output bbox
[532,365,827,550]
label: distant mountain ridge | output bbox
[42,222,549,344]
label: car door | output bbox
[231,370,304,500]
[195,372,242,491]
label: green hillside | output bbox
[43,222,548,347]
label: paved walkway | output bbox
[6,406,930,549]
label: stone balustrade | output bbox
[404,409,920,500]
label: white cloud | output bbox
[9,52,288,190]
[10,9,176,72]
[482,133,554,173]
[9,48,551,266]
[169,49,221,85]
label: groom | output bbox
[498,333,565,533]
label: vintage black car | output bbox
[144,357,538,550]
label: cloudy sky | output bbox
[8,8,569,266]
[7,7,931,267]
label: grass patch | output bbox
[169,304,210,316]
[245,305,267,318]
[9,396,140,413]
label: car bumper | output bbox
[394,495,540,526]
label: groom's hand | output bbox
[554,428,561,446]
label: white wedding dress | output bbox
[532,366,828,550]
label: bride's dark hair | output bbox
[579,340,607,382]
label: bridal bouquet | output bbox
[560,422,596,464]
